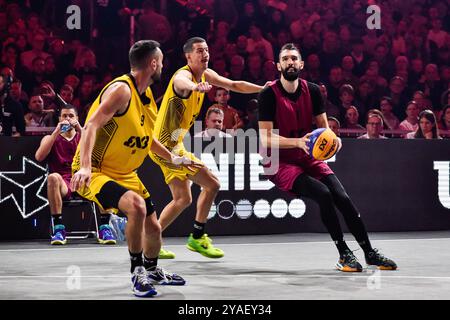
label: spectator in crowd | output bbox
[0,74,25,136]
[210,87,244,132]
[327,66,345,106]
[388,76,410,119]
[349,39,368,77]
[417,64,445,109]
[406,109,441,139]
[327,116,341,136]
[195,107,232,138]
[24,94,54,128]
[59,84,74,105]
[399,101,420,133]
[20,31,49,71]
[34,105,116,245]
[358,112,388,140]
[64,74,80,93]
[9,79,28,108]
[341,55,359,90]
[438,105,450,131]
[137,0,172,46]
[343,106,364,130]
[319,83,340,121]
[229,55,246,80]
[303,54,322,84]
[338,84,359,120]
[427,19,448,49]
[246,23,274,62]
[413,90,432,111]
[380,97,400,130]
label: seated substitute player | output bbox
[258,43,397,272]
[71,40,202,297]
[35,104,117,245]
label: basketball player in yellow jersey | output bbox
[70,40,201,298]
[151,37,264,259]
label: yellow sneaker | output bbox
[159,248,176,259]
[186,234,224,258]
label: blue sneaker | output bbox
[51,225,67,245]
[132,266,157,298]
[147,266,186,286]
[98,225,117,245]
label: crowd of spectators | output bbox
[0,0,449,139]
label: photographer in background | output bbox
[0,75,25,137]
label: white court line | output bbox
[0,275,450,281]
[1,237,450,253]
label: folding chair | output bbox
[50,195,99,240]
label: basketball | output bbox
[308,128,339,161]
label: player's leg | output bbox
[320,175,397,270]
[186,167,223,258]
[47,173,69,245]
[291,174,363,272]
[159,178,193,231]
[157,179,192,259]
[143,201,185,286]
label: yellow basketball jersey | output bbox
[153,66,205,151]
[72,74,158,177]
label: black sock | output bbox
[143,255,158,271]
[129,251,143,273]
[359,240,374,255]
[335,240,351,256]
[100,214,111,226]
[52,215,63,227]
[192,221,205,239]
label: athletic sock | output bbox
[143,256,158,271]
[192,221,205,239]
[129,251,143,273]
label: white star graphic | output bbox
[0,157,49,219]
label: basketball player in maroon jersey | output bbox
[258,43,397,272]
[35,105,116,245]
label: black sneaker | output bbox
[147,266,186,286]
[336,249,363,272]
[365,248,397,270]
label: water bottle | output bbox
[60,124,71,133]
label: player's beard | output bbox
[151,69,162,84]
[281,66,300,82]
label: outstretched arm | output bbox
[173,69,212,98]
[204,68,263,94]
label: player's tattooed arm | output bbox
[173,69,212,97]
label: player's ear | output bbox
[299,61,305,70]
[277,62,282,72]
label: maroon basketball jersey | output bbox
[48,132,81,176]
[270,79,313,163]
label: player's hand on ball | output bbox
[297,133,312,155]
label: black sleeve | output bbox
[257,86,276,122]
[308,82,326,116]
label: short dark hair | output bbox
[183,37,206,53]
[129,40,160,70]
[279,43,302,61]
[59,104,77,116]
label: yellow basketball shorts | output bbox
[149,147,203,185]
[75,171,150,212]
